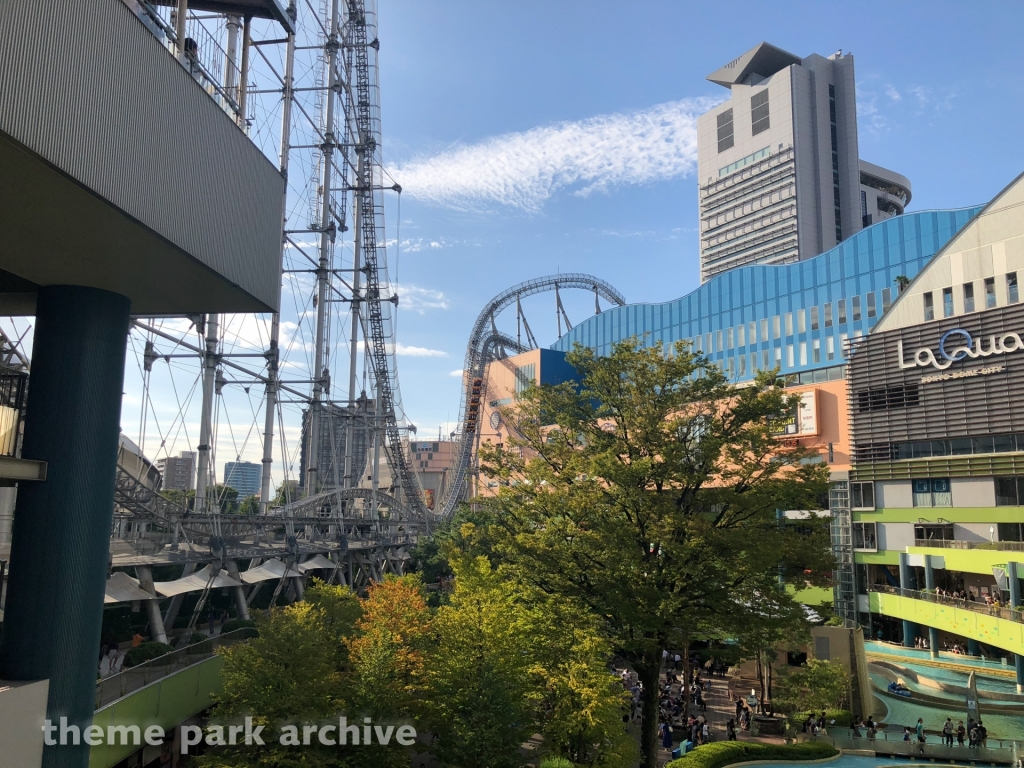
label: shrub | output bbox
[123,641,174,668]
[789,710,853,729]
[221,618,257,634]
[666,740,837,768]
[186,632,213,654]
[540,759,575,768]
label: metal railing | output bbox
[95,628,257,710]
[872,585,1024,624]
[812,732,1020,763]
[914,538,1024,552]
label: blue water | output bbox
[750,757,955,768]
[897,661,1020,695]
[865,641,1011,671]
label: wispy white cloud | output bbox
[392,96,722,212]
[395,343,448,358]
[885,85,901,102]
[448,369,464,377]
[394,283,450,313]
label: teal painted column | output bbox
[924,555,939,657]
[1009,562,1023,693]
[0,286,130,768]
[898,552,917,648]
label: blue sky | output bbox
[377,0,1024,436]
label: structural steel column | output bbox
[135,566,168,644]
[0,286,130,768]
[225,559,250,620]
[923,555,939,658]
[897,552,917,648]
[1008,562,1023,693]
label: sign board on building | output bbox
[770,391,818,437]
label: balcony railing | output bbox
[871,586,1024,624]
[95,627,257,710]
[914,538,1024,552]
[807,732,1019,761]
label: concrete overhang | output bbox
[0,0,284,315]
[707,42,802,89]
[150,0,295,34]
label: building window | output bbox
[705,332,712,353]
[763,349,770,369]
[775,347,782,368]
[717,108,734,153]
[826,336,835,360]
[882,287,892,312]
[799,342,807,365]
[942,287,954,317]
[727,327,734,349]
[786,345,794,368]
[797,309,806,334]
[912,478,951,508]
[749,321,757,345]
[856,383,920,413]
[850,481,875,510]
[923,291,934,321]
[824,303,833,328]
[716,330,722,352]
[514,363,536,396]
[739,354,746,376]
[784,313,793,337]
[963,282,975,313]
[984,277,996,309]
[737,324,745,348]
[761,318,769,343]
[751,89,770,135]
[726,357,734,378]
[995,476,1024,506]
[838,299,847,324]
[998,522,1024,540]
[1008,272,1019,304]
[914,522,954,544]
[810,306,819,331]
[812,338,821,363]
[773,316,781,339]
[853,521,877,551]
[866,292,876,318]
[828,84,842,241]
[852,296,861,321]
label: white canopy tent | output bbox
[104,572,158,604]
[154,565,242,596]
[239,558,303,584]
[298,554,337,573]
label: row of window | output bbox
[828,84,842,242]
[689,291,889,356]
[700,339,849,378]
[851,475,1024,509]
[716,90,770,155]
[891,433,1024,460]
[922,273,1019,320]
[854,521,1024,552]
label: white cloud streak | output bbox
[394,283,450,313]
[395,343,448,358]
[393,96,722,212]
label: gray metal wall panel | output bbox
[849,302,1024,460]
[0,0,282,310]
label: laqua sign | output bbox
[898,328,1024,371]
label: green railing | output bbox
[95,628,256,709]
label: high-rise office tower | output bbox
[157,450,196,492]
[697,43,912,281]
[223,460,262,498]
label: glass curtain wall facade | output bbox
[553,208,981,381]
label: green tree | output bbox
[730,579,812,715]
[237,494,260,515]
[478,338,831,767]
[774,659,851,713]
[422,555,536,768]
[195,582,364,767]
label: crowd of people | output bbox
[851,714,991,749]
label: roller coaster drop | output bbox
[30,2,626,600]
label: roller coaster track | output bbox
[436,274,626,518]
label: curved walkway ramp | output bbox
[870,589,1024,656]
[89,629,255,768]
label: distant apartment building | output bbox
[224,460,261,498]
[157,451,195,492]
[697,42,911,281]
